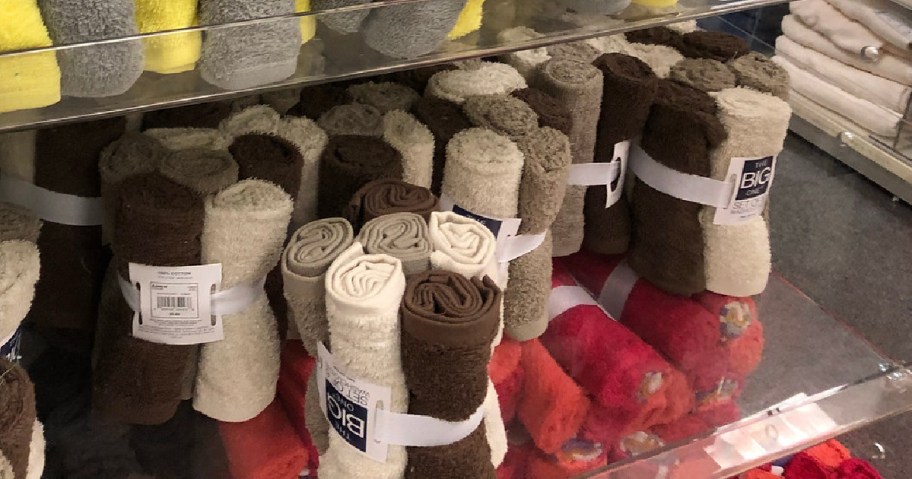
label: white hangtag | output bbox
[438,195,546,265]
[629,145,735,208]
[566,140,630,208]
[0,175,104,226]
[713,155,776,225]
[548,285,600,321]
[0,327,21,361]
[127,263,224,345]
[597,261,639,320]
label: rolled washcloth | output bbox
[358,212,432,275]
[669,58,737,93]
[382,111,435,189]
[547,42,603,64]
[231,134,304,199]
[349,82,420,114]
[317,103,385,137]
[533,58,604,257]
[489,339,523,422]
[728,52,790,100]
[134,0,201,74]
[318,243,408,479]
[198,0,300,90]
[497,28,550,81]
[0,358,43,479]
[0,204,41,243]
[400,270,503,479]
[317,136,403,218]
[92,173,202,425]
[627,80,727,296]
[678,31,751,62]
[219,105,282,137]
[346,179,438,233]
[503,128,571,341]
[428,211,499,282]
[584,54,658,256]
[590,33,685,79]
[0,0,60,113]
[37,0,142,97]
[511,88,573,136]
[158,148,239,196]
[363,0,467,59]
[427,62,527,104]
[462,94,540,139]
[142,103,233,130]
[790,0,885,55]
[312,0,372,34]
[219,400,309,479]
[412,97,474,195]
[0,241,40,354]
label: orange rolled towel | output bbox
[219,400,309,479]
[489,338,524,422]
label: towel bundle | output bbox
[199,0,300,90]
[0,240,40,360]
[489,338,523,422]
[0,203,41,243]
[0,358,44,479]
[827,0,912,52]
[318,104,385,137]
[134,0,201,74]
[427,62,527,104]
[790,0,885,55]
[319,244,408,479]
[317,136,403,218]
[584,53,658,256]
[533,58,604,257]
[412,97,474,194]
[728,52,790,100]
[363,0,467,59]
[37,0,142,97]
[0,0,60,113]
[219,400,309,479]
[358,212,433,275]
[427,211,499,282]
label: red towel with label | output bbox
[219,400,309,479]
[275,341,319,472]
[489,338,524,423]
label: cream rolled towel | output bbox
[193,180,294,422]
[0,203,41,243]
[427,211,499,283]
[158,149,239,196]
[219,105,282,137]
[382,111,434,189]
[319,243,407,479]
[349,82,420,114]
[26,421,44,479]
[358,212,432,275]
[791,0,884,55]
[497,27,550,80]
[0,240,40,346]
[318,104,385,137]
[533,58,604,257]
[827,0,912,51]
[462,94,540,139]
[427,62,527,104]
[98,133,167,243]
[144,128,232,152]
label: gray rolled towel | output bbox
[669,58,737,93]
[728,52,790,99]
[199,0,300,90]
[348,82,420,114]
[312,0,372,34]
[317,103,385,137]
[427,62,527,104]
[462,94,540,139]
[37,0,143,97]
[362,0,467,59]
[358,212,433,275]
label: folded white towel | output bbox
[791,0,884,54]
[826,0,912,52]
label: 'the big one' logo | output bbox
[326,380,368,452]
[736,156,775,200]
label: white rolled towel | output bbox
[382,111,434,189]
[0,240,40,344]
[497,27,550,80]
[219,105,282,137]
[427,211,499,283]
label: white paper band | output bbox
[597,261,639,320]
[374,402,486,447]
[119,274,266,317]
[548,285,600,321]
[629,145,736,208]
[0,175,104,226]
[567,140,630,208]
[438,194,546,263]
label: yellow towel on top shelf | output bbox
[0,0,61,113]
[631,0,678,9]
[296,0,316,43]
[449,0,485,39]
[135,0,202,74]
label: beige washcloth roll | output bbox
[158,149,239,196]
[0,203,41,244]
[144,128,232,152]
[427,62,527,104]
[218,105,282,137]
[0,240,40,345]
[382,111,435,189]
[427,211,499,283]
[319,243,407,479]
[318,104,385,137]
[358,212,432,275]
[193,180,293,422]
[349,82,420,114]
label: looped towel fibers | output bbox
[135,0,201,74]
[626,26,684,50]
[679,31,751,62]
[382,111,435,189]
[0,1,60,113]
[317,136,403,219]
[231,134,304,203]
[363,0,467,59]
[427,62,527,104]
[497,28,550,80]
[318,104,385,137]
[428,211,499,283]
[463,95,540,139]
[219,105,282,137]
[669,58,737,93]
[289,83,353,120]
[349,82,420,114]
[145,128,232,152]
[412,97,473,195]
[98,133,167,244]
[0,203,41,244]
[346,179,439,233]
[511,88,573,136]
[0,241,40,344]
[358,212,433,276]
[0,358,39,479]
[728,52,790,100]
[158,149,239,196]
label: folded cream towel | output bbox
[0,240,40,345]
[428,211,499,285]
[319,243,407,479]
[463,94,540,139]
[427,62,527,104]
[827,0,912,51]
[318,104,385,137]
[0,203,41,244]
[362,0,467,59]
[728,52,791,99]
[194,180,293,422]
[382,111,435,189]
[144,128,232,152]
[349,82,420,114]
[358,212,432,275]
[791,0,884,54]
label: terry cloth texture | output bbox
[427,62,527,104]
[317,136,403,218]
[158,148,238,196]
[627,80,726,296]
[400,271,501,479]
[261,88,303,115]
[489,339,523,422]
[319,244,408,479]
[346,179,438,233]
[791,0,884,54]
[510,88,573,136]
[142,102,233,130]
[503,128,571,340]
[0,358,37,479]
[669,58,737,92]
[547,42,602,64]
[349,82,420,114]
[92,173,202,425]
[193,180,293,422]
[428,211,499,282]
[134,0,201,74]
[0,241,40,345]
[219,400,308,479]
[827,0,912,51]
[363,0,467,59]
[312,0,371,33]
[591,33,686,78]
[626,26,685,49]
[143,128,231,153]
[318,104,385,137]
[382,111,435,189]
[275,342,321,465]
[412,97,473,195]
[0,203,41,243]
[198,0,300,90]
[358,212,432,275]
[0,0,60,113]
[463,95,540,139]
[701,87,789,296]
[679,31,751,62]
[385,64,456,93]
[497,27,550,80]
[585,54,657,256]
[448,0,484,39]
[533,58,604,257]
[289,83,353,120]
[728,52,790,100]
[219,105,282,137]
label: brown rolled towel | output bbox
[627,80,726,296]
[141,102,233,130]
[317,136,403,218]
[317,103,385,137]
[93,172,203,425]
[358,212,433,275]
[504,127,571,341]
[669,58,737,92]
[728,52,790,99]
[533,58,604,257]
[584,54,659,256]
[289,83,353,120]
[0,203,41,243]
[345,178,439,233]
[625,26,684,49]
[400,271,501,479]
[510,88,573,136]
[0,358,37,479]
[412,97,473,195]
[679,31,751,62]
[462,94,539,139]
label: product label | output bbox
[128,263,224,345]
[714,155,776,225]
[0,328,21,362]
[317,343,391,463]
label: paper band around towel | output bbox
[438,194,547,264]
[118,274,267,317]
[548,285,600,320]
[0,175,104,226]
[597,261,639,320]
[629,144,735,208]
[567,140,630,208]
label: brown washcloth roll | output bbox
[289,83,353,120]
[158,148,239,196]
[92,173,203,425]
[546,42,602,64]
[533,58,604,257]
[510,88,573,136]
[669,58,737,92]
[141,102,233,130]
[317,136,404,218]
[0,358,36,479]
[345,178,439,232]
[462,95,539,139]
[585,53,659,256]
[412,97,473,195]
[728,52,790,99]
[317,103,385,137]
[358,212,433,275]
[400,271,501,479]
[626,26,684,50]
[679,31,751,62]
[627,80,727,296]
[0,203,41,243]
[348,81,420,114]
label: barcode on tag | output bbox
[157,296,191,310]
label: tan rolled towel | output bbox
[497,27,550,80]
[427,62,527,104]
[462,94,539,139]
[0,203,41,243]
[0,358,39,479]
[382,111,435,189]
[412,97,474,195]
[144,128,232,152]
[158,148,239,196]
[218,105,281,137]
[318,104,385,137]
[358,212,433,275]
[349,82,421,114]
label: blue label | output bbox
[452,204,502,237]
[326,379,368,453]
[1,328,21,361]
[736,156,774,201]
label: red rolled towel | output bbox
[275,341,318,472]
[784,452,836,479]
[836,458,882,479]
[489,338,524,423]
[806,440,852,469]
[744,470,781,479]
[496,442,533,479]
[526,438,608,479]
[219,400,309,479]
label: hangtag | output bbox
[607,141,630,207]
[0,328,22,362]
[714,155,776,225]
[128,263,224,345]
[317,343,391,463]
[565,140,629,208]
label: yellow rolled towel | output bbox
[0,0,60,113]
[135,0,202,74]
[295,0,316,44]
[448,0,484,40]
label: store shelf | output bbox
[0,0,792,133]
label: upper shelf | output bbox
[0,0,787,132]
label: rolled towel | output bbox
[158,148,239,196]
[135,0,201,74]
[92,173,202,425]
[510,88,573,136]
[144,128,232,153]
[358,212,432,275]
[427,62,527,104]
[448,0,485,39]
[679,31,751,61]
[198,0,300,90]
[463,95,540,139]
[231,134,304,200]
[728,52,790,100]
[279,117,329,228]
[219,105,282,137]
[498,28,550,80]
[412,97,473,194]
[489,339,524,422]
[385,64,456,93]
[0,358,38,479]
[547,42,602,64]
[623,42,685,78]
[626,26,684,49]
[346,179,438,233]
[791,0,884,55]
[318,104,385,137]
[363,0,467,59]
[37,0,142,97]
[319,243,407,479]
[142,103,234,130]
[349,82,420,114]
[533,58,604,257]
[382,111,435,189]
[289,84,353,120]
[262,88,304,115]
[98,132,167,243]
[317,136,403,218]
[0,241,40,350]
[312,0,372,34]
[428,211,499,282]
[219,400,309,479]
[0,204,41,243]
[276,341,321,465]
[669,58,737,92]
[584,54,658,257]
[400,270,501,479]
[0,0,60,113]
